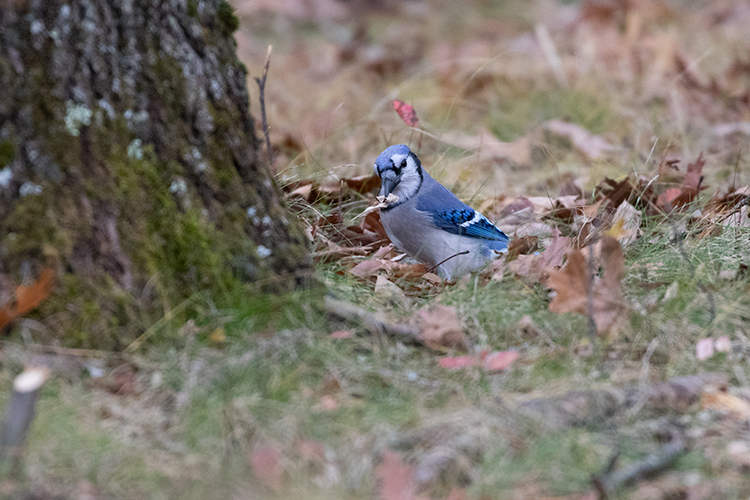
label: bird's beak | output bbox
[379,171,400,198]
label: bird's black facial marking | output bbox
[391,158,403,176]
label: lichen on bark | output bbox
[0,0,310,348]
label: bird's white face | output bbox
[374,149,423,204]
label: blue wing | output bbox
[433,208,509,242]
[415,176,509,247]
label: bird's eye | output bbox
[400,159,407,168]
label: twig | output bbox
[124,297,193,354]
[425,250,470,276]
[323,296,422,344]
[254,45,273,168]
[592,425,686,499]
[586,244,597,342]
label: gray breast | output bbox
[380,200,441,267]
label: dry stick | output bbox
[586,244,598,342]
[425,250,470,276]
[0,367,49,476]
[254,45,273,167]
[323,296,422,344]
[592,426,686,499]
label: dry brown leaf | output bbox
[375,275,410,308]
[250,446,284,492]
[376,450,427,500]
[701,391,750,421]
[93,363,137,396]
[542,120,618,161]
[503,227,571,283]
[343,174,380,194]
[442,128,530,165]
[0,268,55,331]
[417,305,467,351]
[349,258,393,279]
[657,153,707,212]
[546,236,627,335]
[505,235,539,260]
[500,196,534,217]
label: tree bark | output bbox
[0,0,310,348]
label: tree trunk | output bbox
[0,0,310,348]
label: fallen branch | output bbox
[592,425,686,499]
[323,296,422,344]
[254,45,273,167]
[516,372,728,428]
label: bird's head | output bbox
[373,144,423,204]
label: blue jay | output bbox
[373,144,509,279]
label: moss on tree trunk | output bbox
[0,0,310,348]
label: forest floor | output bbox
[3,0,750,499]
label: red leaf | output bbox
[250,446,283,491]
[393,100,419,128]
[438,355,480,369]
[482,350,519,372]
[376,450,421,500]
[330,329,354,339]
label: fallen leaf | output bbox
[362,209,391,244]
[330,329,354,339]
[715,336,731,353]
[0,268,55,331]
[657,153,707,212]
[505,235,539,260]
[94,363,137,396]
[375,275,410,308]
[608,201,642,246]
[349,258,393,279]
[250,446,283,491]
[318,395,339,411]
[502,227,572,283]
[445,489,467,500]
[343,174,381,194]
[546,236,627,335]
[418,305,467,351]
[542,120,618,161]
[209,327,226,344]
[696,338,715,360]
[500,196,534,217]
[726,440,750,470]
[294,439,326,464]
[442,129,530,165]
[438,355,480,370]
[376,450,422,500]
[701,391,750,420]
[393,100,419,128]
[482,350,519,372]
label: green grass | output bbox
[2,210,748,498]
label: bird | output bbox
[373,144,509,279]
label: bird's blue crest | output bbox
[375,144,412,169]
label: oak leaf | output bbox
[546,237,627,335]
[418,305,467,351]
[0,268,55,331]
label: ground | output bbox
[2,0,750,499]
